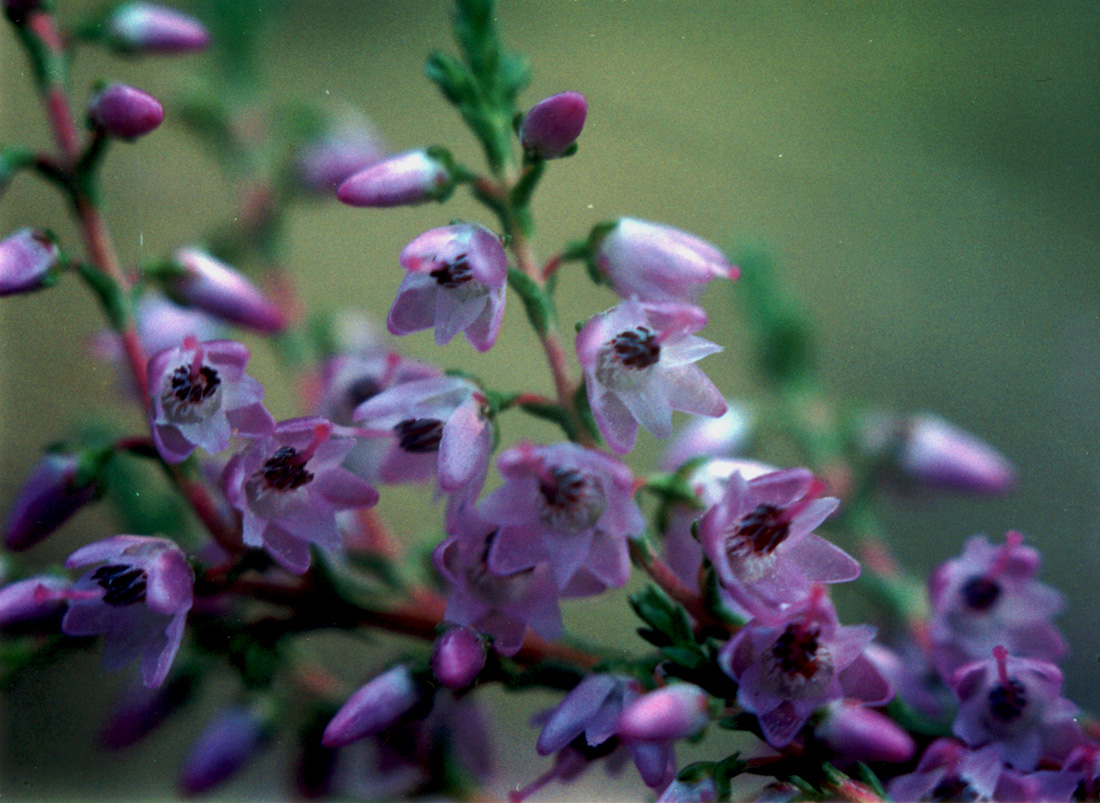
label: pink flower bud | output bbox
[88,83,164,140]
[0,228,60,296]
[897,413,1015,494]
[107,2,210,54]
[0,576,70,628]
[519,91,587,159]
[322,665,420,748]
[431,626,486,689]
[167,248,287,333]
[178,707,267,794]
[337,150,451,208]
[816,701,916,764]
[4,452,98,551]
[617,684,709,742]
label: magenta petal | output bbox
[312,468,380,509]
[838,654,893,705]
[438,396,489,491]
[261,525,314,574]
[537,674,618,755]
[387,273,437,336]
[786,535,861,584]
[487,523,547,575]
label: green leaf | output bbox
[425,50,477,107]
[507,266,555,336]
[517,399,578,441]
[628,584,695,650]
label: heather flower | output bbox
[592,218,738,303]
[718,588,891,747]
[99,670,197,750]
[337,149,452,207]
[888,740,1006,802]
[296,112,386,194]
[928,531,1065,677]
[577,299,725,454]
[105,2,210,54]
[387,223,507,352]
[323,665,422,748]
[165,248,287,333]
[520,91,588,158]
[179,706,269,794]
[534,674,676,790]
[659,401,755,471]
[815,700,916,764]
[951,646,1082,770]
[699,467,857,607]
[222,418,379,573]
[87,83,164,140]
[433,500,562,655]
[0,575,69,628]
[1029,744,1100,802]
[353,375,491,494]
[5,452,99,550]
[147,337,274,464]
[61,535,193,688]
[617,684,709,742]
[431,626,486,689]
[0,228,60,296]
[480,441,645,591]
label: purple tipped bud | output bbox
[322,665,420,748]
[5,453,98,551]
[337,150,451,208]
[520,91,587,159]
[167,248,287,333]
[107,2,210,54]
[816,701,916,764]
[617,684,709,742]
[0,228,60,297]
[898,413,1015,494]
[178,706,267,795]
[88,84,164,140]
[0,576,70,628]
[431,626,486,689]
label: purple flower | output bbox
[337,149,452,207]
[888,740,1006,802]
[0,228,60,296]
[593,218,739,303]
[520,91,588,158]
[98,670,196,750]
[178,706,268,794]
[147,337,274,464]
[928,532,1066,678]
[815,700,916,764]
[480,441,645,592]
[718,587,891,748]
[166,248,287,333]
[0,575,70,628]
[295,112,386,194]
[353,375,491,493]
[617,684,709,742]
[699,467,857,607]
[106,2,210,54]
[61,535,193,688]
[5,452,99,550]
[534,674,676,790]
[386,223,507,352]
[87,83,164,140]
[577,299,726,454]
[659,401,755,471]
[950,646,1082,770]
[222,418,379,573]
[323,665,421,748]
[433,500,562,655]
[431,626,486,689]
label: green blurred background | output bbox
[2,0,1099,799]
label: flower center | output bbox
[960,575,1001,611]
[394,418,445,453]
[988,677,1028,722]
[611,326,660,369]
[93,563,148,607]
[929,776,979,802]
[258,446,315,491]
[465,530,534,605]
[763,621,833,700]
[161,363,222,424]
[722,504,792,583]
[538,466,606,532]
[430,254,472,288]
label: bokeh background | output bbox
[2,0,1099,799]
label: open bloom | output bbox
[698,467,857,607]
[718,587,891,747]
[480,441,645,592]
[222,418,379,573]
[147,337,274,464]
[593,218,738,303]
[387,223,507,352]
[928,531,1065,677]
[888,740,1007,802]
[61,535,193,688]
[353,374,491,493]
[577,299,726,454]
